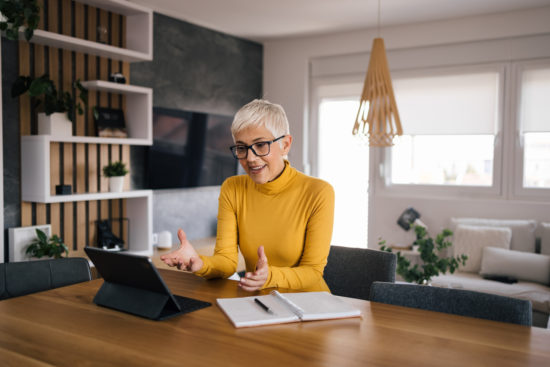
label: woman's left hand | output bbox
[239,246,268,291]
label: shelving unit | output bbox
[81,80,152,144]
[21,135,153,255]
[17,0,153,62]
[17,0,155,256]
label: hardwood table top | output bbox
[1,270,549,367]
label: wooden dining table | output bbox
[1,269,549,367]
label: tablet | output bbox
[85,247,211,320]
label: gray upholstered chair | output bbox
[0,257,92,300]
[323,246,396,300]
[369,281,532,326]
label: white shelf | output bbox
[82,80,152,144]
[20,136,151,202]
[22,134,150,146]
[81,80,152,94]
[29,189,152,204]
[17,0,152,62]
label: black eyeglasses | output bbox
[229,135,286,159]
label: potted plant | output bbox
[25,228,69,259]
[11,73,89,136]
[102,160,129,192]
[380,224,468,285]
[0,0,40,41]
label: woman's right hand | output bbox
[160,229,203,272]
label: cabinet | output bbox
[18,0,154,256]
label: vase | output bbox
[38,112,72,137]
[109,176,125,192]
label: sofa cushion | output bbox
[541,222,550,256]
[480,246,550,285]
[453,225,511,273]
[431,272,550,314]
[450,218,537,253]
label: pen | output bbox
[254,298,274,314]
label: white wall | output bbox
[263,6,550,248]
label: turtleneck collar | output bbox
[252,160,297,195]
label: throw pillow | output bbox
[541,222,550,256]
[450,218,537,253]
[480,246,550,285]
[453,225,512,273]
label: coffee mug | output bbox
[157,230,173,249]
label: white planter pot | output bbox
[109,176,125,192]
[38,112,72,137]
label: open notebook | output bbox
[217,291,362,328]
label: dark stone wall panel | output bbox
[131,13,263,116]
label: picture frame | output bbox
[8,224,52,262]
[94,107,128,138]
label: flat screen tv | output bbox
[148,107,238,189]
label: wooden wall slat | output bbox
[50,203,61,239]
[87,5,98,137]
[75,2,86,136]
[49,0,59,33]
[88,144,98,192]
[111,199,121,239]
[122,145,130,191]
[76,144,86,194]
[100,199,109,224]
[75,202,87,256]
[99,144,109,191]
[63,143,73,249]
[50,143,60,196]
[37,0,45,30]
[19,40,32,227]
[88,201,98,248]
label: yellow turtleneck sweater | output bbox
[195,161,334,292]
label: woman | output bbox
[161,99,334,292]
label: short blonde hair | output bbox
[231,99,290,142]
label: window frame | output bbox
[308,74,364,178]
[512,58,550,200]
[376,63,507,199]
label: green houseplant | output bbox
[11,73,89,123]
[0,0,40,41]
[380,224,468,285]
[25,228,69,259]
[103,161,129,192]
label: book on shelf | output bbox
[217,290,362,328]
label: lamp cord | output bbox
[377,0,381,37]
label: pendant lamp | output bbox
[352,2,402,146]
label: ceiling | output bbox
[128,0,550,42]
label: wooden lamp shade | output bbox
[352,38,402,146]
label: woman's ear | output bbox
[281,135,293,155]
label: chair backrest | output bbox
[369,282,532,326]
[323,246,396,300]
[0,257,92,300]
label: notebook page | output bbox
[280,292,362,321]
[270,290,305,319]
[217,294,299,328]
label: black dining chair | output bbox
[369,281,532,326]
[323,246,397,300]
[0,257,92,300]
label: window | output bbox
[389,70,500,187]
[519,67,550,189]
[318,98,368,248]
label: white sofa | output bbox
[429,218,550,328]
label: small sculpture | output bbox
[97,220,124,250]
